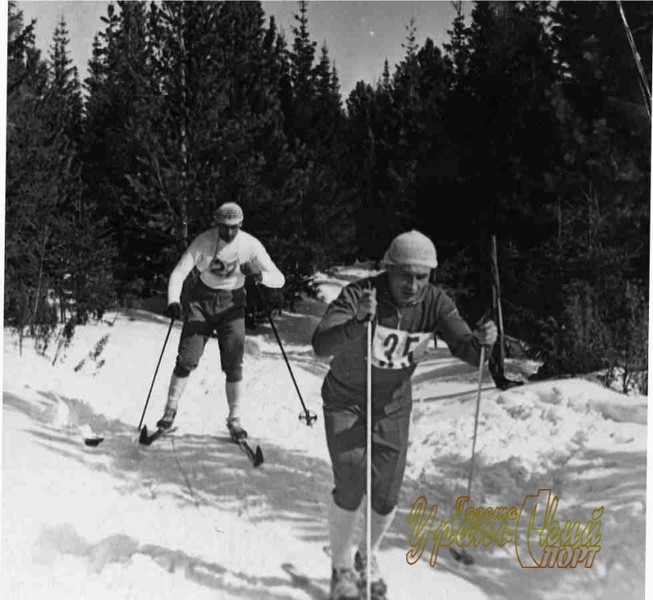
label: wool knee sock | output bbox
[226,380,242,421]
[165,374,187,413]
[328,495,360,570]
[359,505,397,577]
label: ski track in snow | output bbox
[2,267,647,600]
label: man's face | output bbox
[387,264,431,306]
[217,223,241,243]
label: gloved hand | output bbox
[355,287,377,323]
[245,271,263,287]
[241,262,263,287]
[164,302,182,321]
[473,319,497,346]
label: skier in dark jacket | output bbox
[312,230,497,600]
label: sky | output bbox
[17,1,467,98]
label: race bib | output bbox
[207,247,239,278]
[372,324,432,369]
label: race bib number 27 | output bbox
[372,324,432,369]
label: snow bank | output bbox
[406,355,646,600]
[409,367,646,494]
[313,264,382,303]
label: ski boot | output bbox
[494,375,524,391]
[329,568,360,600]
[227,417,248,443]
[156,408,177,430]
[354,550,388,600]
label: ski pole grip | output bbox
[475,308,493,327]
[473,309,495,354]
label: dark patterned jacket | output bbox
[312,272,482,415]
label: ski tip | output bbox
[84,436,104,447]
[450,547,474,566]
[254,445,264,467]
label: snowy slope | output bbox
[2,267,647,600]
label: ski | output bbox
[236,438,264,467]
[449,547,475,565]
[84,436,104,447]
[494,377,525,391]
[281,563,328,598]
[139,425,178,446]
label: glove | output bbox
[245,272,263,286]
[355,288,377,323]
[164,302,182,321]
[473,319,497,346]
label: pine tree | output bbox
[360,20,454,255]
[6,1,54,340]
[345,81,382,256]
[444,1,562,320]
[314,43,341,147]
[528,1,652,385]
[83,1,165,301]
[49,19,115,325]
[381,59,392,91]
[444,1,471,83]
[277,0,352,295]
[6,5,114,350]
[288,0,317,137]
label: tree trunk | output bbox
[178,8,189,248]
[32,227,51,326]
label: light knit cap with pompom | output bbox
[382,230,438,269]
[215,202,244,225]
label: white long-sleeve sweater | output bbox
[167,228,285,304]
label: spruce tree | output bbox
[6,5,114,350]
[48,19,115,325]
[6,1,53,339]
[530,0,652,383]
[83,1,158,301]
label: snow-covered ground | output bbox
[2,267,648,599]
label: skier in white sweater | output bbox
[158,202,285,441]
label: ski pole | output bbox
[137,318,174,431]
[451,344,486,566]
[265,309,317,426]
[365,320,373,600]
[466,344,486,498]
[251,282,317,426]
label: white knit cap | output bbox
[216,202,244,225]
[382,230,438,269]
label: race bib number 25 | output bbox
[372,324,432,369]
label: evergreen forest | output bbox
[6,1,651,392]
